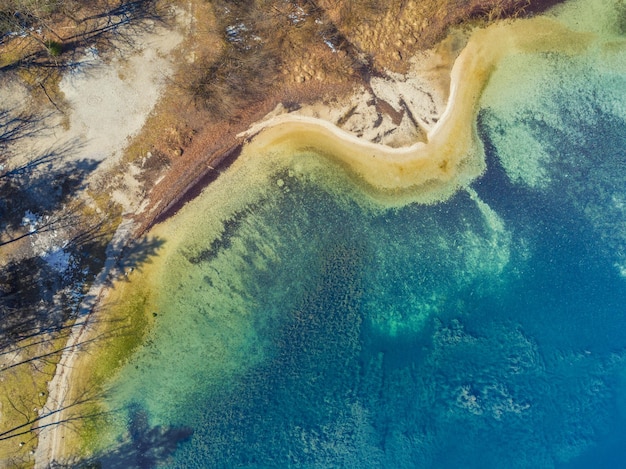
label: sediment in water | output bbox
[239,17,594,206]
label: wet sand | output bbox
[241,18,592,205]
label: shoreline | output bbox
[237,17,592,205]
[32,11,594,468]
[33,218,137,468]
[138,142,244,236]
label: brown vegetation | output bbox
[133,0,560,234]
[318,0,549,72]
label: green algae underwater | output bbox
[81,0,626,467]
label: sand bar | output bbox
[241,17,593,203]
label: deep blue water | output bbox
[156,96,626,467]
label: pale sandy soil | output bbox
[0,9,189,469]
[266,33,463,149]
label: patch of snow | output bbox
[226,23,248,43]
[41,246,71,273]
[323,38,337,53]
[225,23,261,48]
[22,210,39,233]
[86,46,99,59]
[288,6,307,25]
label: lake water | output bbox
[97,0,626,467]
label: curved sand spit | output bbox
[242,18,592,203]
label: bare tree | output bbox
[1,0,169,72]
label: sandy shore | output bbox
[240,17,593,205]
[33,218,136,468]
[31,12,594,468]
[24,11,187,469]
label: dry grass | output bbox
[318,0,541,73]
[0,332,67,468]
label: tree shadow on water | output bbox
[115,235,165,280]
[56,405,193,469]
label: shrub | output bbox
[45,39,63,56]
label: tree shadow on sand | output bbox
[0,135,98,351]
[0,233,165,355]
[0,108,45,148]
[0,106,95,242]
[0,101,165,372]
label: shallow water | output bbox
[98,0,626,467]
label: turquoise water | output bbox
[99,3,626,468]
